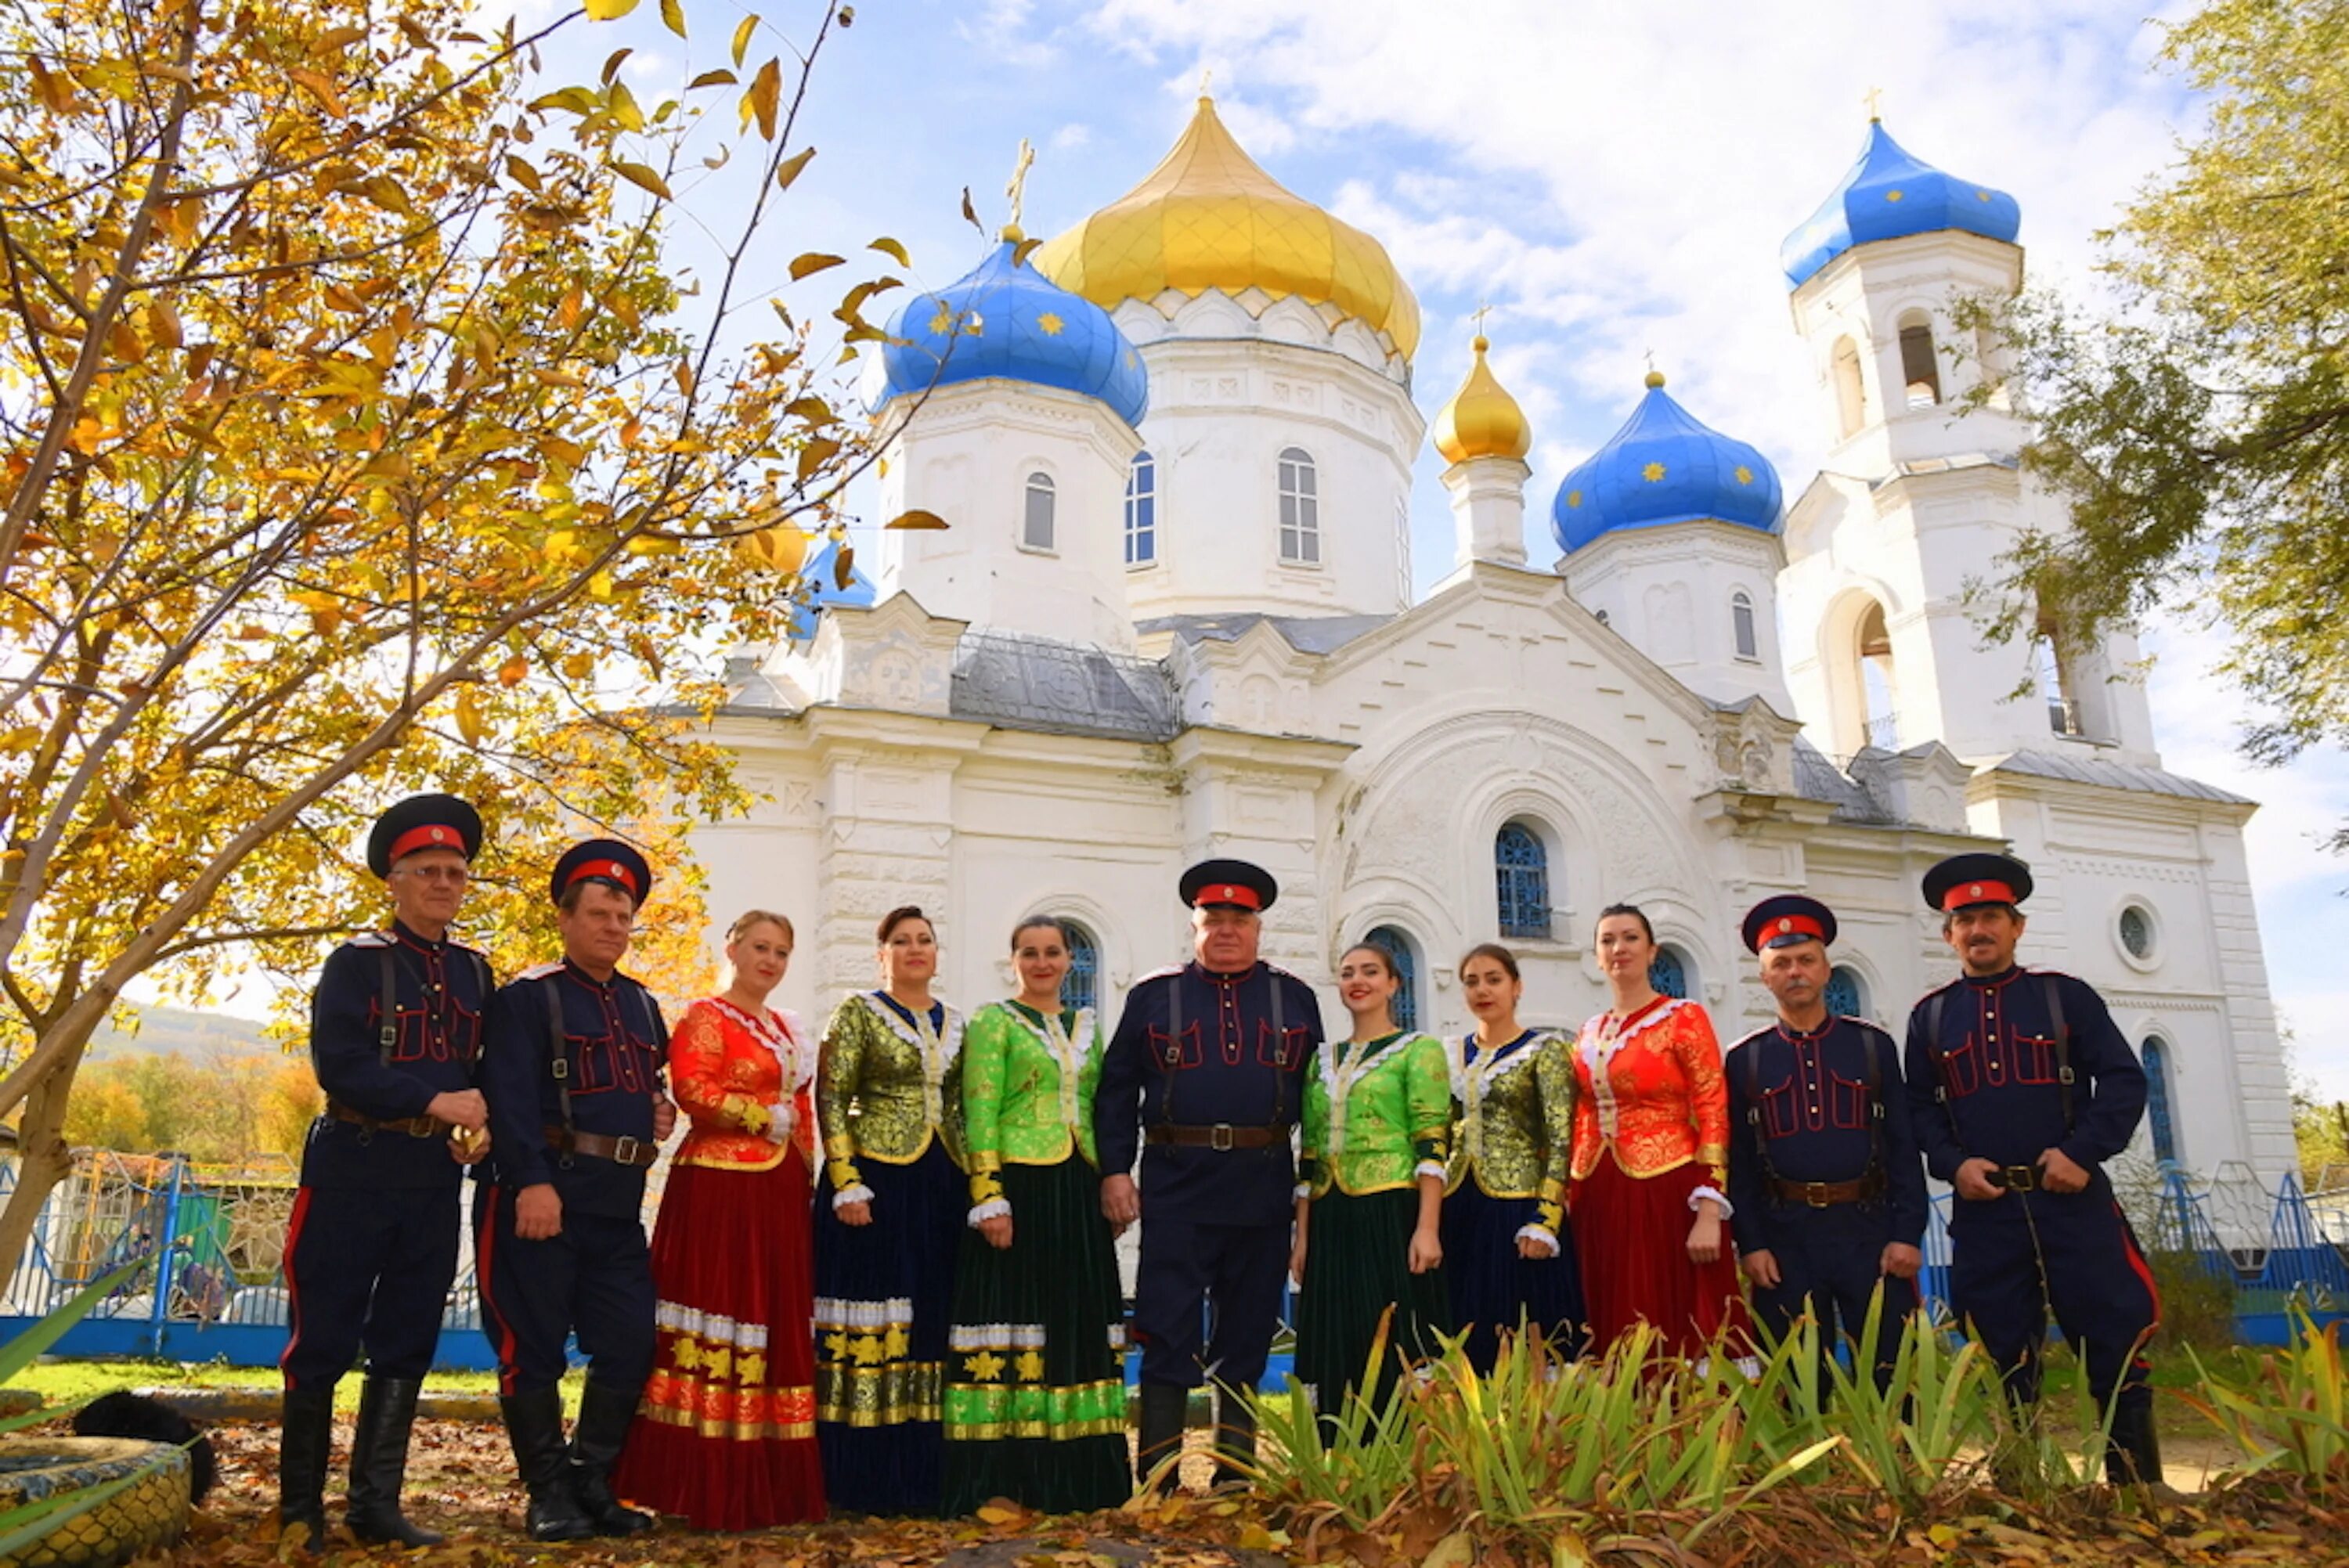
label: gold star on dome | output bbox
[1036,312,1064,336]
[1885,189,1904,202]
[927,301,954,335]
[1734,465,1754,485]
[1565,490,1582,509]
[1976,189,1992,201]
[1641,461,1667,481]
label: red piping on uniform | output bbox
[478,1187,522,1397]
[278,1187,313,1387]
[2116,1201,2164,1333]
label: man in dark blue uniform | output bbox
[279,794,493,1550]
[477,840,676,1541]
[1095,858,1322,1491]
[1903,852,2163,1486]
[1726,895,1926,1397]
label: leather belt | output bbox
[545,1126,659,1168]
[327,1101,449,1139]
[1770,1170,1886,1208]
[1987,1163,2040,1192]
[1146,1122,1290,1151]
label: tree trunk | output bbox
[0,1039,92,1293]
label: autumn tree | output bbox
[0,0,914,1270]
[1964,0,2349,837]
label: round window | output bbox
[2118,904,2155,961]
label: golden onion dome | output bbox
[1032,96,1421,362]
[1432,334,1531,463]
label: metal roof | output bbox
[1138,611,1395,656]
[1990,749,2254,806]
[949,629,1179,742]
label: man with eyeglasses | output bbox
[279,794,495,1551]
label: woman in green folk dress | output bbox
[1291,943,1451,1427]
[940,916,1130,1514]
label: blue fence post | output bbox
[148,1156,185,1357]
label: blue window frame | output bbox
[1124,450,1156,566]
[1649,946,1688,1000]
[1824,964,1864,1019]
[1064,921,1101,1016]
[1496,823,1550,939]
[1364,926,1419,1033]
[2142,1036,2178,1165]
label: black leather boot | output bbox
[276,1384,335,1549]
[568,1379,653,1536]
[2106,1397,2165,1489]
[346,1376,442,1547]
[499,1389,595,1542]
[1211,1388,1257,1487]
[1136,1382,1189,1495]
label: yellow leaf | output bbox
[774,145,817,190]
[607,80,644,132]
[1421,1534,1474,1568]
[883,509,948,531]
[455,688,484,746]
[795,434,840,485]
[498,655,529,687]
[731,13,758,67]
[869,236,910,268]
[314,24,368,50]
[146,297,182,351]
[561,651,595,680]
[583,0,640,19]
[688,68,737,88]
[589,571,614,600]
[976,1505,1019,1526]
[107,317,145,363]
[745,57,781,140]
[286,67,348,119]
[612,160,672,200]
[832,543,855,590]
[659,0,686,36]
[788,252,844,282]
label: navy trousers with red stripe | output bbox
[474,1183,654,1396]
[1947,1183,2160,1418]
[280,1184,463,1390]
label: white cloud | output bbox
[1051,121,1092,151]
[957,0,1059,67]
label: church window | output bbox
[1898,313,1942,409]
[1594,608,1610,627]
[1857,600,1899,750]
[1278,446,1320,565]
[1023,471,1056,552]
[1362,926,1420,1033]
[1495,823,1551,939]
[1831,335,1866,438]
[2118,903,2157,964]
[2037,629,2083,737]
[1824,964,1867,1019]
[1649,944,1692,1001]
[1063,919,1101,1015]
[2142,1035,2178,1164]
[1124,451,1156,567]
[1731,589,1759,661]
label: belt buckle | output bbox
[1210,1123,1235,1152]
[1803,1181,1829,1209]
[2004,1164,2037,1191]
[614,1135,641,1166]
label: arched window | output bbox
[1824,964,1867,1020]
[1731,589,1759,661]
[1063,920,1101,1016]
[1022,470,1055,551]
[1124,451,1156,567]
[1495,823,1551,940]
[1898,313,1941,408]
[2037,628,2081,737]
[1363,926,1420,1033]
[1857,600,1898,750]
[2142,1036,2178,1164]
[1277,446,1320,565]
[1831,335,1866,438]
[1649,945,1690,1001]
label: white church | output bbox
[695,99,2296,1188]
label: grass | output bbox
[9,1359,582,1415]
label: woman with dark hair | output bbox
[940,916,1128,1513]
[615,911,824,1527]
[812,907,968,1515]
[1568,906,1745,1358]
[1291,943,1451,1426]
[1442,943,1586,1370]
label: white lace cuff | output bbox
[1687,1184,1732,1219]
[830,1183,875,1210]
[966,1199,1011,1227]
[765,1103,794,1139]
[1292,1182,1312,1202]
[1514,1224,1560,1255]
[1414,1159,1448,1181]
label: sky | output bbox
[455,0,2349,1096]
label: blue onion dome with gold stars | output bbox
[1781,118,2021,288]
[874,233,1148,428]
[1550,371,1782,553]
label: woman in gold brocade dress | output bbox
[812,906,967,1515]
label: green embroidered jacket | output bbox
[816,990,967,1195]
[1446,1028,1576,1236]
[1298,1030,1452,1199]
[961,1000,1106,1208]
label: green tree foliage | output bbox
[1965,0,2349,829]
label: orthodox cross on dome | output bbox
[1199,65,1213,97]
[1472,301,1492,337]
[1004,138,1036,235]
[1864,85,1885,121]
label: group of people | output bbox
[275,792,2169,1548]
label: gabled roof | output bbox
[949,628,1178,741]
[1989,749,2254,806]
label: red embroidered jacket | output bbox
[669,998,814,1173]
[1568,998,1731,1189]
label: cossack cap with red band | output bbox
[1741,894,1837,953]
[1921,852,2033,914]
[1178,857,1279,914]
[366,793,484,878]
[550,838,655,907]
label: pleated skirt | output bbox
[1292,1187,1449,1419]
[1571,1149,1748,1360]
[812,1140,964,1515]
[1439,1181,1587,1371]
[613,1156,826,1530]
[940,1155,1131,1515]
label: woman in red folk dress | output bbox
[1569,904,1748,1360]
[614,910,824,1529]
